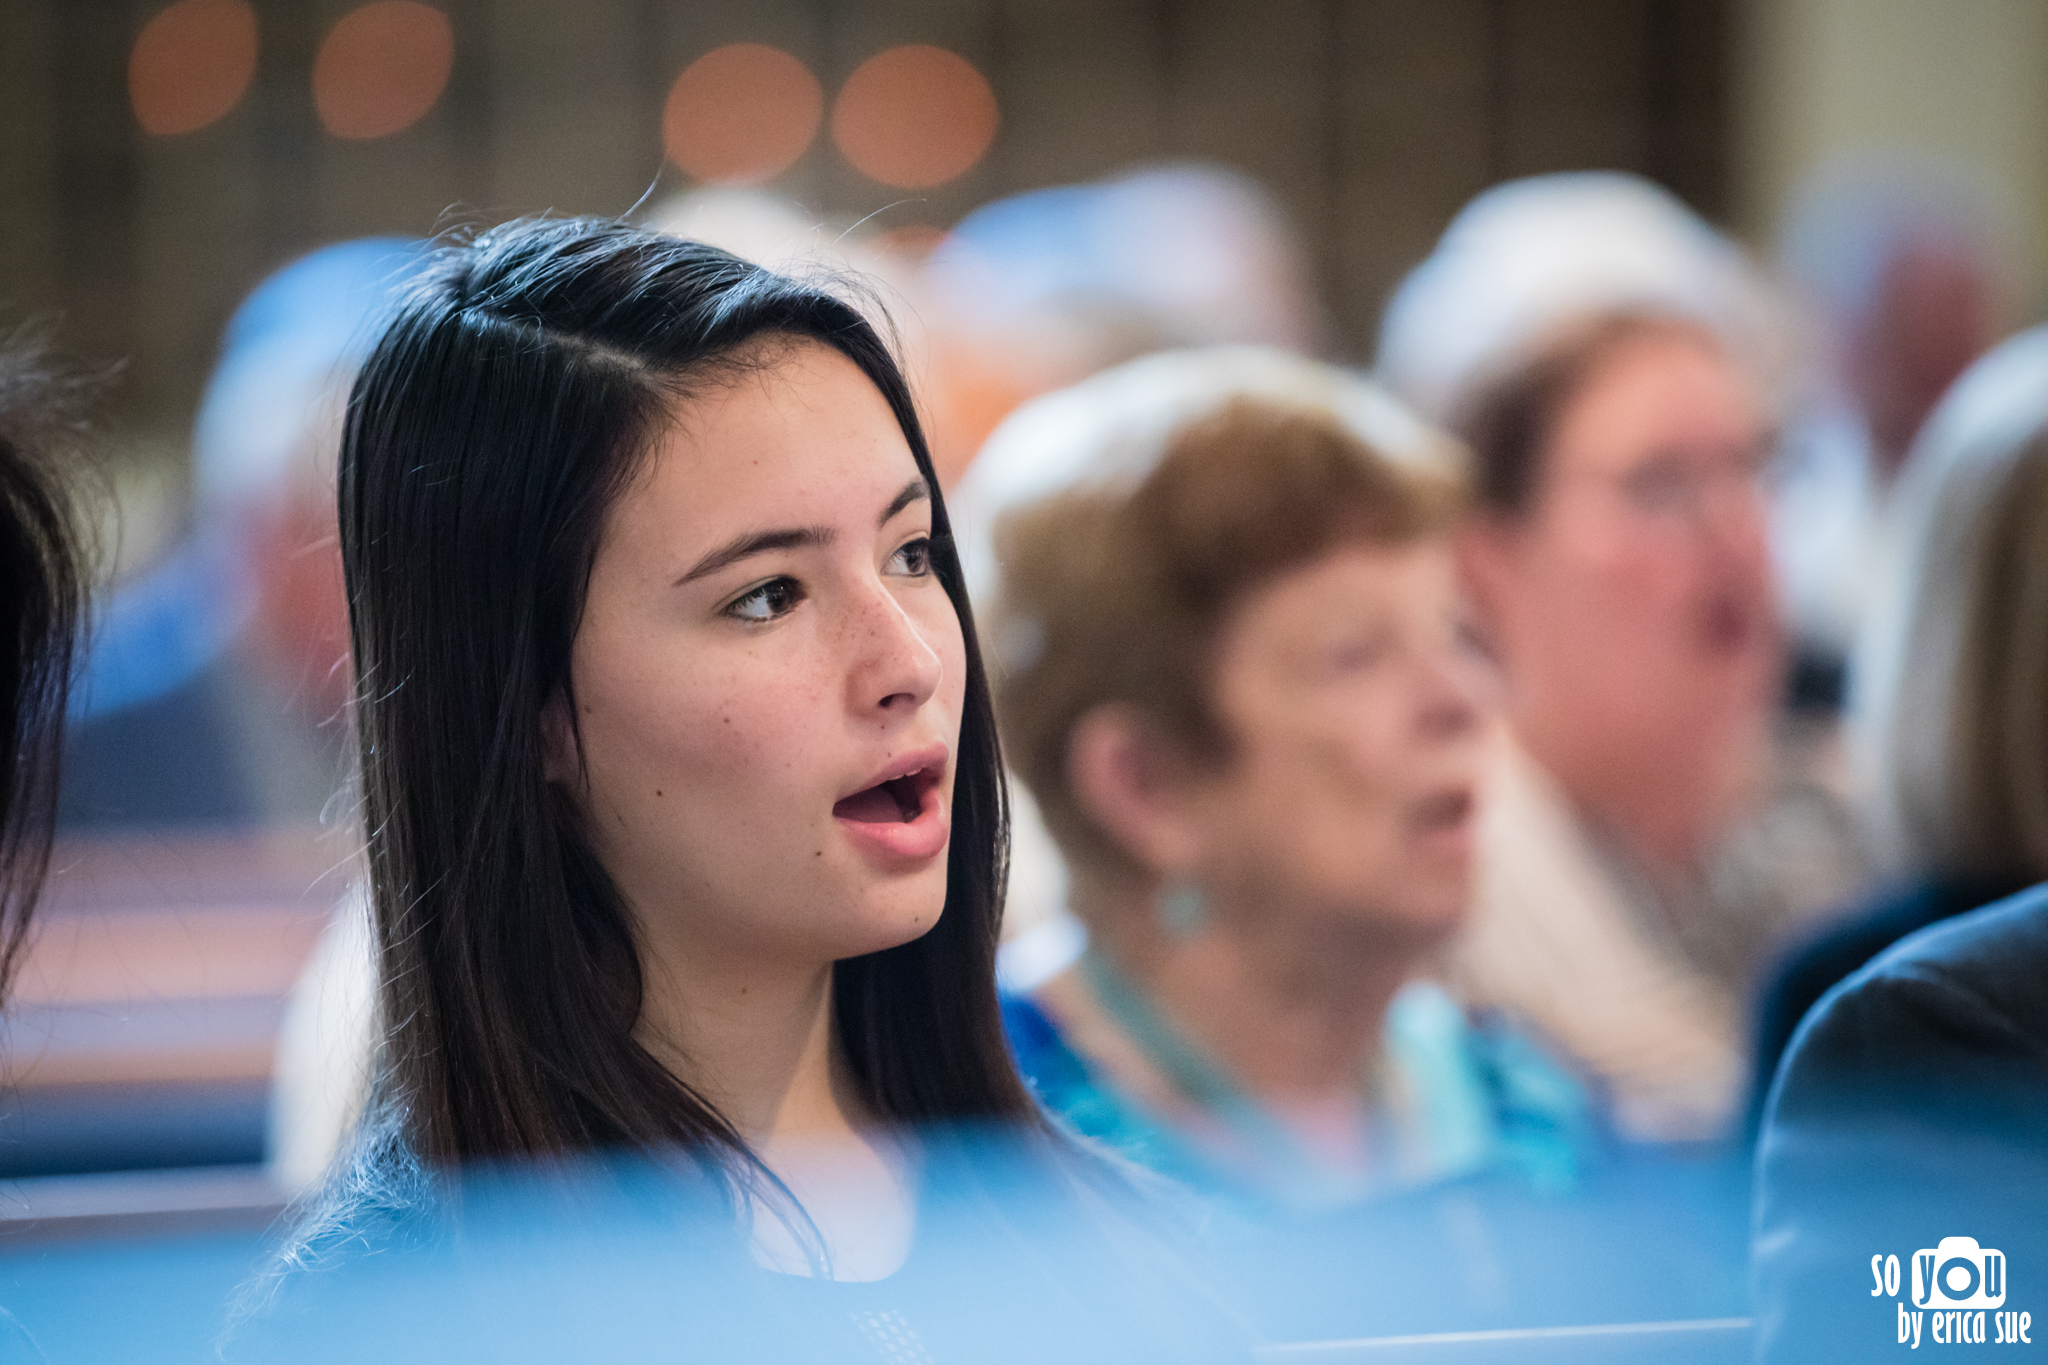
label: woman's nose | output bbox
[1697,475,1778,595]
[1415,643,1489,742]
[845,578,944,718]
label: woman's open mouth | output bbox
[1699,590,1767,658]
[832,774,928,824]
[833,744,950,863]
[1408,786,1476,855]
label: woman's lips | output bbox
[1408,786,1476,856]
[1699,590,1774,658]
[833,751,949,863]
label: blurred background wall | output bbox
[0,0,1732,453]
[1736,0,2048,306]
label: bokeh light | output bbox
[129,0,258,137]
[312,1,454,141]
[831,46,998,190]
[663,44,823,186]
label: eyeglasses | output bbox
[1566,439,1775,523]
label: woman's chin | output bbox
[824,897,948,962]
[1383,875,1471,946]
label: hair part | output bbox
[993,396,1462,890]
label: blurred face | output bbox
[556,342,967,974]
[1464,328,1781,864]
[1180,540,1489,947]
[1853,240,1995,477]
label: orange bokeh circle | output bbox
[663,44,823,185]
[831,46,998,190]
[313,1,454,140]
[130,0,258,137]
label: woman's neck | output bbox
[1511,686,1765,878]
[632,942,915,1281]
[1087,883,1421,1099]
[633,945,848,1143]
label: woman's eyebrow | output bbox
[677,480,926,585]
[677,526,832,585]
[881,478,929,525]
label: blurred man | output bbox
[1770,156,2007,707]
[60,239,425,829]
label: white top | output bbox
[1449,737,1745,1143]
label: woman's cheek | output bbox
[700,677,826,788]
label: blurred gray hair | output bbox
[1852,326,2048,879]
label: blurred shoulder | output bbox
[1869,881,2048,1006]
[1785,881,2048,1090]
[1752,886,2048,1362]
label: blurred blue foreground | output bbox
[0,1136,1754,1363]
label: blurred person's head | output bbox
[992,394,1482,974]
[1779,157,2007,480]
[1379,173,1787,875]
[1452,312,1782,872]
[338,218,1031,1180]
[1853,326,2048,884]
[640,188,840,273]
[929,163,1323,360]
[0,339,90,1002]
[176,239,428,720]
[918,164,1328,482]
[1377,172,1786,429]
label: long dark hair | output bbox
[0,338,89,1006]
[338,217,1039,1190]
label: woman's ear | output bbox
[540,690,578,786]
[1065,704,1205,877]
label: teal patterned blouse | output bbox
[1002,958,1592,1212]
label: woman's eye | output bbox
[1326,636,1391,674]
[1619,458,1695,515]
[888,536,934,578]
[724,577,804,623]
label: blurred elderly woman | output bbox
[1749,325,2048,1121]
[1379,174,1864,1143]
[963,350,1585,1209]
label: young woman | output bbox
[248,217,1239,1361]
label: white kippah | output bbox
[1374,171,1786,423]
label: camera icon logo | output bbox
[1913,1236,2006,1310]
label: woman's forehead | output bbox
[1221,542,1451,658]
[621,345,919,543]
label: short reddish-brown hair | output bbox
[1451,310,1726,514]
[991,396,1464,882]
